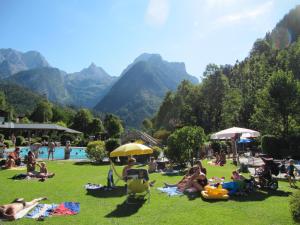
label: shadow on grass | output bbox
[105,198,146,218]
[201,189,292,203]
[86,186,126,198]
[73,161,110,166]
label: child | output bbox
[37,162,55,179]
[287,159,297,188]
[2,155,15,169]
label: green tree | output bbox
[104,114,124,138]
[166,126,205,164]
[30,101,53,122]
[251,70,300,136]
[105,138,120,153]
[71,109,93,134]
[89,118,104,135]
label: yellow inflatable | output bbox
[201,185,229,200]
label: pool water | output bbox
[11,146,87,160]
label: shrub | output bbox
[16,136,25,146]
[288,134,300,159]
[4,141,12,148]
[290,191,300,222]
[105,138,120,153]
[86,141,106,162]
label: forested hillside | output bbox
[153,6,300,138]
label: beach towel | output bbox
[84,183,103,190]
[51,202,80,216]
[26,204,58,219]
[157,187,183,196]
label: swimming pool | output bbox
[5,146,87,160]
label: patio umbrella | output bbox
[110,143,153,157]
[210,127,260,140]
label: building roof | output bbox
[0,122,82,134]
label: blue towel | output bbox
[63,202,80,214]
[157,187,183,196]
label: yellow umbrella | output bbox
[110,143,153,157]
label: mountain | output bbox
[94,53,198,128]
[65,63,117,108]
[0,48,49,78]
[7,67,71,104]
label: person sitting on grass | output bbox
[36,162,55,179]
[287,159,297,188]
[188,160,207,175]
[0,197,47,221]
[2,155,15,169]
[9,147,21,166]
[26,151,37,177]
[122,157,136,180]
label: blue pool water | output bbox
[6,146,87,160]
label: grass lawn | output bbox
[0,160,298,225]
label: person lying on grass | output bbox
[0,197,47,221]
[164,168,208,192]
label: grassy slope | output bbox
[0,160,298,225]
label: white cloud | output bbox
[145,0,169,27]
[215,1,273,25]
[204,0,240,9]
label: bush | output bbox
[288,134,300,159]
[105,138,120,153]
[16,136,25,146]
[4,141,12,148]
[290,191,300,222]
[86,141,106,162]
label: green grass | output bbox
[0,160,298,225]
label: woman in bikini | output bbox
[0,197,47,220]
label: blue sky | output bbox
[0,0,299,78]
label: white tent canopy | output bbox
[210,127,260,140]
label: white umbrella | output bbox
[210,127,260,140]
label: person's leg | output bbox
[24,197,47,208]
[288,176,292,187]
[48,151,50,160]
[163,182,177,187]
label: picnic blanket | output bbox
[26,204,58,219]
[157,187,183,196]
[52,202,80,216]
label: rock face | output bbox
[95,53,198,128]
[65,63,117,108]
[0,48,49,78]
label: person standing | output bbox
[47,141,55,160]
[64,142,72,160]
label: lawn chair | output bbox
[126,168,151,204]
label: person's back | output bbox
[148,157,157,173]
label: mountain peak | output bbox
[88,62,97,69]
[134,53,162,63]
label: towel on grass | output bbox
[157,187,183,196]
[84,183,103,190]
[26,204,58,219]
[52,202,80,216]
